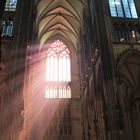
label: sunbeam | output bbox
[22,40,72,140]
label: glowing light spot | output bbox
[45,40,71,99]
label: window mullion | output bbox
[45,40,71,99]
[127,0,133,18]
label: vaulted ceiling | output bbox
[36,0,86,50]
[118,51,140,92]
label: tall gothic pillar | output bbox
[93,0,119,139]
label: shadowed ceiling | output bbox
[36,0,86,50]
[118,51,140,92]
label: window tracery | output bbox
[1,18,13,36]
[45,40,71,99]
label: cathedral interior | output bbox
[0,0,140,140]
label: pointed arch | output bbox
[36,0,85,52]
[45,40,71,99]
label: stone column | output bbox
[92,0,119,139]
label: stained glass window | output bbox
[109,0,138,18]
[1,18,13,36]
[45,40,71,99]
[5,0,17,11]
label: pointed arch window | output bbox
[5,0,17,11]
[45,40,71,99]
[108,0,138,18]
[1,18,13,36]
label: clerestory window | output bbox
[45,40,71,99]
[5,0,17,11]
[108,0,138,18]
